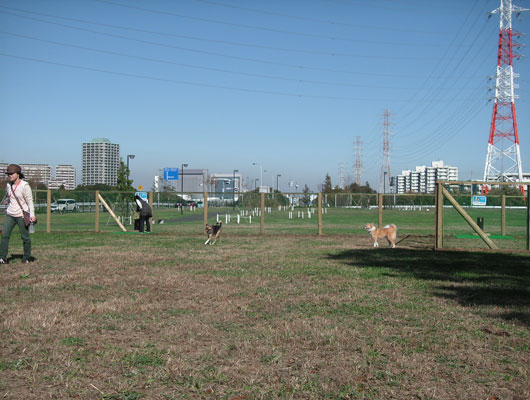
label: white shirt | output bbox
[6,180,35,218]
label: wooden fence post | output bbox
[203,191,208,228]
[378,193,383,228]
[97,193,127,232]
[95,190,100,232]
[46,189,51,233]
[435,183,443,249]
[260,192,265,236]
[149,191,154,232]
[318,192,323,236]
[527,185,529,251]
[501,194,506,237]
[442,186,497,249]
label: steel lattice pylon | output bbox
[338,161,345,189]
[353,136,363,185]
[380,110,391,193]
[484,0,528,183]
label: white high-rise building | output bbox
[51,165,76,190]
[22,163,52,184]
[394,161,458,194]
[1,162,77,189]
[0,163,53,184]
[82,138,120,186]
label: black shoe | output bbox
[0,258,7,264]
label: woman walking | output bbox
[0,164,36,264]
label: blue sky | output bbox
[1,0,529,192]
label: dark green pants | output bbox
[0,214,31,261]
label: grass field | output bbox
[0,229,529,399]
[4,205,527,251]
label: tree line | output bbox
[321,174,376,194]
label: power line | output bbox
[393,0,490,129]
[374,0,499,161]
[0,5,451,53]
[0,52,422,102]
[191,0,451,35]
[386,0,526,162]
[92,0,450,38]
[0,8,450,81]
[392,86,488,160]
[0,30,478,91]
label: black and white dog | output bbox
[204,221,222,245]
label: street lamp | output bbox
[232,169,238,209]
[264,169,275,190]
[126,154,135,183]
[276,174,281,192]
[252,162,263,190]
[181,163,188,214]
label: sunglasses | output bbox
[6,172,17,176]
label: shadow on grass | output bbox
[327,248,530,326]
[6,254,37,263]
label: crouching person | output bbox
[134,195,152,233]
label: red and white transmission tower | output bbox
[483,0,528,183]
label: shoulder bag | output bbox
[10,184,35,228]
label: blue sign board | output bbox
[472,195,487,206]
[135,191,148,201]
[163,168,179,180]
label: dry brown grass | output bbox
[0,232,528,399]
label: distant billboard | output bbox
[472,195,487,206]
[163,168,179,180]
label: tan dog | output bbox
[364,223,397,248]
[204,221,222,245]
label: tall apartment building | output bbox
[395,161,458,194]
[50,165,77,190]
[22,163,52,183]
[1,162,76,189]
[82,138,120,186]
[396,166,425,194]
[0,163,52,184]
